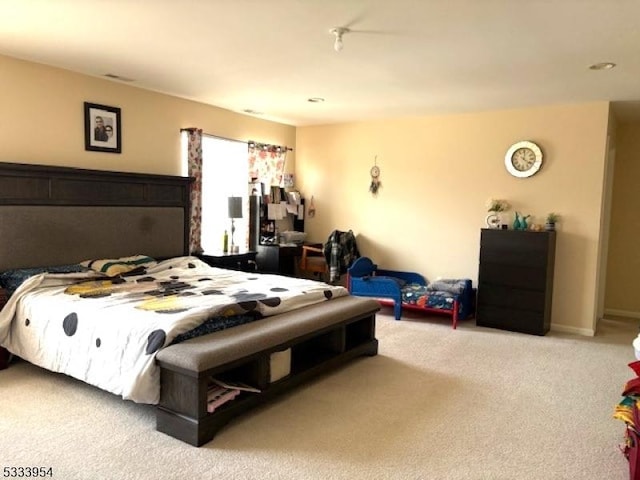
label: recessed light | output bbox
[308,97,325,103]
[589,62,616,71]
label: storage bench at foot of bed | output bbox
[155,295,380,447]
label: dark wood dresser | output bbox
[476,229,556,335]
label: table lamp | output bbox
[228,196,243,253]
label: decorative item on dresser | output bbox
[476,228,556,335]
[546,212,560,231]
[485,198,510,229]
[512,212,531,231]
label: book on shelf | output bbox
[205,378,262,413]
[207,386,241,413]
[210,377,261,393]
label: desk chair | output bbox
[299,244,328,281]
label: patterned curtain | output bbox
[185,128,203,254]
[248,141,288,187]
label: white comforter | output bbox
[0,256,348,404]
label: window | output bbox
[182,133,248,253]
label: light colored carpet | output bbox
[0,310,636,480]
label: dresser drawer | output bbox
[478,263,547,290]
[477,285,547,312]
[476,305,549,336]
[479,248,549,268]
[480,229,554,255]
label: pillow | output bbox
[81,255,156,277]
[426,278,468,295]
[0,264,89,293]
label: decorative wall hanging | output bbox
[369,156,381,194]
[307,196,316,218]
[84,102,121,154]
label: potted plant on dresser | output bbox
[546,212,559,231]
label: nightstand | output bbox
[197,251,258,272]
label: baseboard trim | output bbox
[604,308,640,319]
[550,324,595,337]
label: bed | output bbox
[348,257,474,329]
[0,162,379,446]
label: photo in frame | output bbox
[84,102,121,153]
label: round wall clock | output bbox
[504,140,543,178]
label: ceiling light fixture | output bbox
[329,27,350,52]
[308,97,325,103]
[589,62,616,71]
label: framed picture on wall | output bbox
[84,102,121,153]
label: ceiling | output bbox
[1,0,639,126]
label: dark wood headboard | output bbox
[0,162,192,270]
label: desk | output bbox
[197,251,257,272]
[256,243,324,276]
[256,244,302,276]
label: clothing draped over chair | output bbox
[324,230,360,283]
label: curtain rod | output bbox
[180,128,293,151]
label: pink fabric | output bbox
[186,129,203,254]
[248,142,287,187]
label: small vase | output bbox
[485,212,500,229]
[545,222,556,231]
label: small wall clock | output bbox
[504,140,543,178]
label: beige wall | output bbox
[606,121,640,316]
[1,54,614,335]
[0,54,295,175]
[296,103,611,335]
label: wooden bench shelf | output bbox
[155,298,379,446]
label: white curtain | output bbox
[200,135,249,253]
